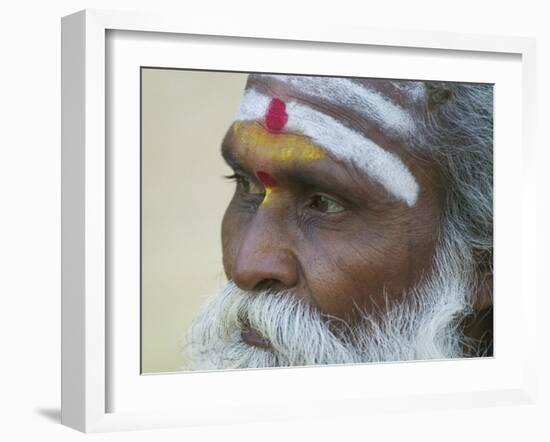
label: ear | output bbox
[425,82,453,111]
[473,271,493,311]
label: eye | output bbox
[308,195,345,213]
[225,173,264,195]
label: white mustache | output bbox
[185,238,475,370]
[188,283,357,367]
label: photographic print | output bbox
[141,69,493,373]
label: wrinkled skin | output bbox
[220,78,491,347]
[221,79,449,324]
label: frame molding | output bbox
[61,9,537,433]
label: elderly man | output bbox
[187,74,493,370]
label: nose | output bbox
[231,211,299,292]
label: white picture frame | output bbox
[61,9,537,433]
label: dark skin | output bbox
[220,79,492,350]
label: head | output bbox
[186,74,493,370]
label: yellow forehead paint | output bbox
[231,122,327,207]
[262,186,274,205]
[232,122,327,163]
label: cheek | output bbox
[299,228,430,320]
[300,240,385,319]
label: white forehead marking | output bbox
[259,75,418,136]
[235,89,419,206]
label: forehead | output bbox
[228,76,431,207]
[246,74,427,136]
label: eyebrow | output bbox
[283,169,365,204]
[221,143,242,172]
[221,142,270,182]
[222,140,380,205]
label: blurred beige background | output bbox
[141,68,248,373]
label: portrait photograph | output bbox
[140,68,494,374]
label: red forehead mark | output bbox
[256,171,277,188]
[264,98,288,133]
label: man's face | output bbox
[220,79,445,327]
[187,76,492,369]
[185,75,492,369]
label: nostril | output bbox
[253,279,282,293]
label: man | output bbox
[186,74,493,370]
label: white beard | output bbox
[185,238,477,370]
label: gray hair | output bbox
[415,82,494,278]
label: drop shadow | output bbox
[35,407,61,423]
